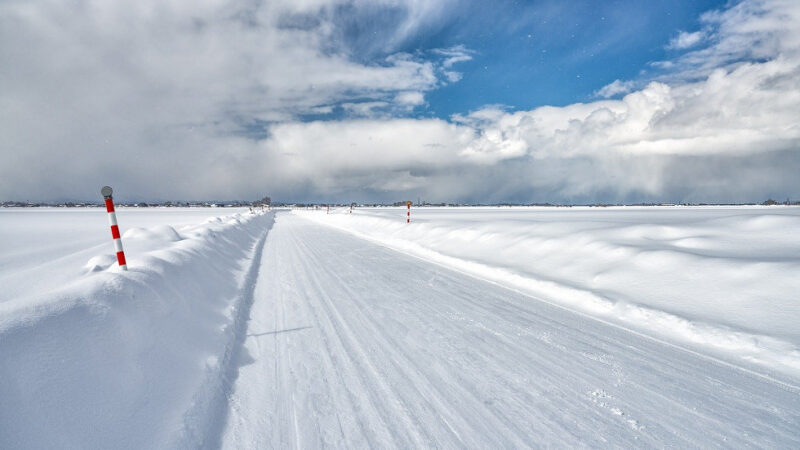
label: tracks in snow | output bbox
[220,213,800,448]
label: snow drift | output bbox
[0,210,274,449]
[295,206,800,381]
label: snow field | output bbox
[295,206,800,381]
[0,209,274,448]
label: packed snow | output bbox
[1,206,799,448]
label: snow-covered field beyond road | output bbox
[297,206,800,380]
[1,206,799,448]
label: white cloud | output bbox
[375,0,460,50]
[394,91,425,106]
[443,71,463,83]
[340,102,391,117]
[667,30,706,49]
[0,0,447,125]
[655,0,800,80]
[432,45,474,85]
[432,45,475,68]
[594,79,636,98]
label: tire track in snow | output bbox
[272,244,303,449]
[289,229,483,447]
[289,227,430,447]
[289,234,528,446]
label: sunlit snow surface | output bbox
[1,206,798,448]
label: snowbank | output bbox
[0,211,274,448]
[0,207,251,304]
[295,206,800,380]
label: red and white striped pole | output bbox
[101,186,127,271]
[406,201,411,223]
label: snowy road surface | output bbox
[220,213,799,448]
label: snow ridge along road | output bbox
[221,212,800,448]
[175,215,273,448]
[0,210,274,449]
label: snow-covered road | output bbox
[220,213,799,448]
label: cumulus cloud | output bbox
[1,0,799,204]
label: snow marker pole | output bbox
[101,186,127,271]
[406,201,411,223]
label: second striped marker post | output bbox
[101,186,128,271]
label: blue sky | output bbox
[340,0,729,118]
[429,0,727,115]
[1,0,799,203]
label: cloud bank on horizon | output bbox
[1,0,799,203]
